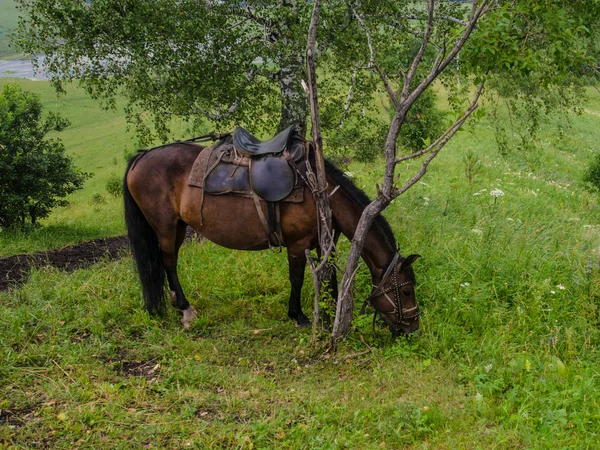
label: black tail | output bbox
[123,156,167,315]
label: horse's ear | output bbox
[400,254,421,270]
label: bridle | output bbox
[361,253,420,333]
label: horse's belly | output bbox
[181,192,273,251]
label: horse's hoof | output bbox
[295,317,312,328]
[182,306,198,328]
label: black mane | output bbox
[324,159,397,251]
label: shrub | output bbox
[583,153,600,191]
[106,173,122,197]
[0,84,90,228]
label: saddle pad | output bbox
[188,144,304,203]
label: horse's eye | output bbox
[402,290,411,296]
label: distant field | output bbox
[0,0,20,59]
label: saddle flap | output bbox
[250,156,295,202]
[234,125,296,156]
[205,163,251,194]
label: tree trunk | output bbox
[277,51,308,133]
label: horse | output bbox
[122,132,421,337]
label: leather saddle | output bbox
[203,125,306,202]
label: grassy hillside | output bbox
[0,0,19,59]
[1,80,600,447]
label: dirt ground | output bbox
[0,228,202,292]
[0,236,130,291]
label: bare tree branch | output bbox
[350,5,375,68]
[330,0,493,342]
[402,0,435,101]
[306,0,335,341]
[405,0,490,109]
[339,68,358,128]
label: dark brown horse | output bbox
[123,138,420,336]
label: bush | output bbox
[583,153,600,191]
[106,173,122,197]
[0,84,90,228]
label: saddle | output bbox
[193,125,306,203]
[188,125,310,247]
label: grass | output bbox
[0,0,20,59]
[1,79,600,447]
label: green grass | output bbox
[0,0,20,59]
[2,81,600,447]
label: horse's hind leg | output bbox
[160,221,197,328]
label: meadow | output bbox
[1,74,600,448]
[0,0,19,59]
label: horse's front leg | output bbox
[287,247,311,327]
[160,222,197,328]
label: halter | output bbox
[361,253,420,333]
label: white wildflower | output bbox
[484,363,493,373]
[550,290,556,295]
[471,229,483,235]
[423,197,430,202]
[475,392,483,402]
[344,171,354,179]
[473,192,481,196]
[460,282,470,288]
[557,284,566,290]
[490,188,505,198]
[506,218,514,222]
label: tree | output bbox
[15,0,314,141]
[301,0,600,341]
[0,83,89,229]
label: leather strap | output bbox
[252,193,282,249]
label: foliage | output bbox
[464,0,600,156]
[105,173,122,197]
[0,83,89,229]
[14,0,313,142]
[14,0,599,152]
[583,152,600,191]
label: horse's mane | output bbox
[324,159,397,251]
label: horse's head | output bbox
[364,254,421,337]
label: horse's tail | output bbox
[123,155,166,315]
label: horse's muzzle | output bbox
[391,320,420,338]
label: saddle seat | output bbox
[233,125,296,156]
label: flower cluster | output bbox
[490,188,505,198]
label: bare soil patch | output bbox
[0,236,130,291]
[0,228,200,292]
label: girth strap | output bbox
[252,192,283,249]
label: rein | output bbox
[361,253,420,332]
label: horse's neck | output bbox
[329,186,395,282]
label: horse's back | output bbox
[126,143,204,219]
